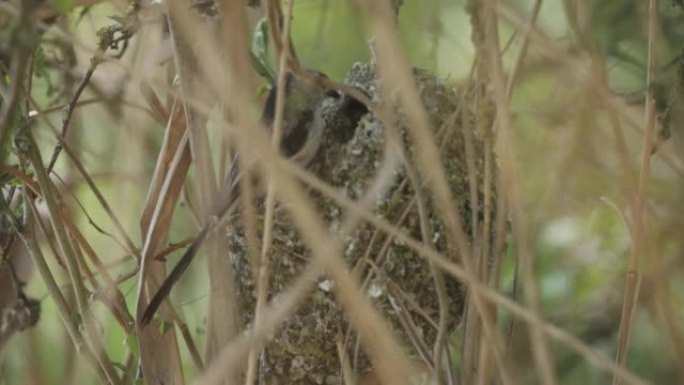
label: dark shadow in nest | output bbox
[228,62,493,384]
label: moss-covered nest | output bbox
[227,62,492,384]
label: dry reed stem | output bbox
[195,144,405,384]
[459,62,488,385]
[613,1,658,384]
[22,132,120,384]
[135,97,190,384]
[20,192,112,384]
[7,1,681,384]
[281,161,649,385]
[104,8,643,376]
[483,1,559,384]
[21,92,141,262]
[245,0,296,382]
[165,4,427,385]
[478,0,542,380]
[364,0,513,383]
[208,1,255,366]
[400,141,450,382]
[496,4,684,177]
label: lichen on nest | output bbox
[227,62,493,384]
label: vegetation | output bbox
[0,0,682,384]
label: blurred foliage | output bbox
[1,1,683,384]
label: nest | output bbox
[227,62,493,384]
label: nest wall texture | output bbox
[226,63,494,384]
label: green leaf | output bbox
[255,84,271,100]
[251,18,276,83]
[124,333,139,357]
[252,18,270,61]
[158,319,171,335]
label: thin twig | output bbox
[24,94,141,260]
[504,0,543,98]
[46,56,101,173]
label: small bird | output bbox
[263,70,335,164]
[140,70,335,326]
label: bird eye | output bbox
[325,89,342,98]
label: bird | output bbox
[140,70,337,326]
